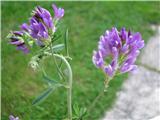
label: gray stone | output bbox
[140,27,160,71]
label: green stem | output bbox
[50,43,66,81]
[52,54,73,120]
[64,29,69,56]
[86,77,110,117]
[40,65,47,76]
[87,88,105,114]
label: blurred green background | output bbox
[1,1,160,120]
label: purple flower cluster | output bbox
[92,27,144,77]
[9,4,64,53]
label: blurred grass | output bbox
[1,1,160,120]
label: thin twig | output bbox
[87,88,105,114]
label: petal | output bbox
[13,31,23,36]
[111,59,117,70]
[136,40,145,49]
[39,22,47,32]
[120,63,137,73]
[111,27,121,46]
[43,9,52,19]
[129,32,142,44]
[10,40,23,45]
[58,8,64,18]
[125,56,136,65]
[17,44,29,54]
[52,4,58,17]
[99,47,108,57]
[104,65,114,77]
[130,65,137,72]
[92,50,104,68]
[129,49,140,57]
[120,63,130,73]
[30,17,37,25]
[21,23,30,32]
[120,27,127,40]
[52,4,64,20]
[128,29,132,37]
[43,18,53,28]
[133,32,142,41]
[42,31,48,38]
[121,44,129,54]
[112,47,118,58]
[96,58,104,68]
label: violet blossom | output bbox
[52,4,64,21]
[9,4,64,53]
[28,4,64,45]
[33,6,54,29]
[92,27,144,77]
[21,23,30,32]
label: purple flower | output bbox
[9,32,29,54]
[8,3,65,53]
[28,17,49,47]
[92,27,144,77]
[92,50,104,68]
[21,23,30,32]
[30,17,48,39]
[33,6,54,30]
[104,59,117,76]
[12,31,23,36]
[24,4,63,46]
[9,115,19,120]
[52,4,64,20]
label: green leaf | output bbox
[43,74,68,88]
[32,87,53,105]
[64,29,69,56]
[51,34,62,43]
[79,108,87,117]
[52,44,64,52]
[6,33,12,39]
[43,74,59,85]
[58,59,63,69]
[33,74,65,105]
[73,103,80,116]
[73,103,87,119]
